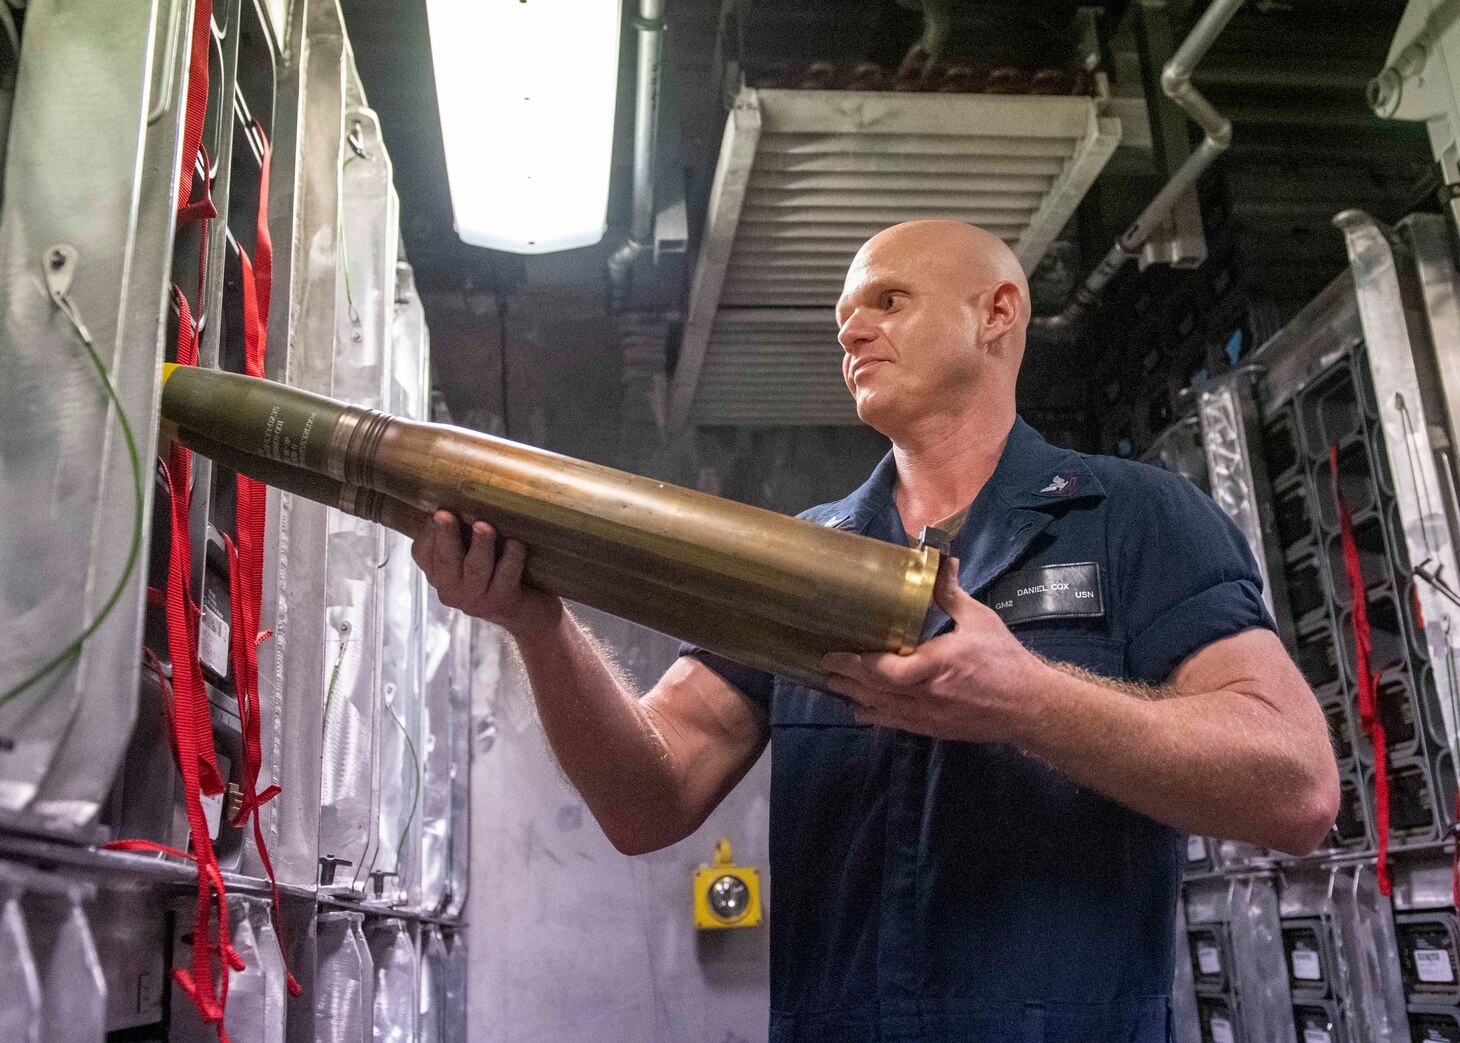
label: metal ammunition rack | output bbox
[1144,212,1460,1042]
[0,1,471,1038]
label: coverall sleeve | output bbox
[1118,468,1277,683]
[676,644,774,715]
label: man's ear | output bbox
[982,281,1022,350]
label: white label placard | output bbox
[1291,949,1322,981]
[199,791,224,840]
[1415,946,1455,983]
[198,606,230,676]
[1304,1029,1332,1043]
[196,754,231,841]
[1210,1015,1234,1043]
[1187,835,1207,860]
[1197,942,1222,976]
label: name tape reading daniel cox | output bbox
[982,562,1104,626]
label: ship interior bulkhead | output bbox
[3,0,1460,1040]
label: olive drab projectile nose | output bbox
[159,366,940,684]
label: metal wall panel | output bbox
[418,590,455,914]
[373,260,427,907]
[0,2,467,1040]
[318,102,396,896]
[0,0,186,824]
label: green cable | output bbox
[384,689,422,871]
[339,153,361,327]
[1,319,144,708]
[321,622,350,725]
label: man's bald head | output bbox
[851,220,1031,330]
[835,221,1030,437]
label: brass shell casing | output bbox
[161,366,938,685]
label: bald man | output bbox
[413,221,1339,1042]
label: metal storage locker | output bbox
[0,1,471,1039]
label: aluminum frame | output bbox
[1198,370,1296,646]
[317,100,397,896]
[1338,210,1460,765]
[1140,412,1209,492]
[252,0,348,888]
[1185,873,1299,1043]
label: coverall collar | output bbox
[832,415,1109,635]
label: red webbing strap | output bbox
[223,125,300,996]
[1454,789,1460,907]
[124,0,235,1028]
[162,288,232,1028]
[169,3,232,1024]
[103,839,245,1043]
[175,0,212,207]
[252,124,273,352]
[1330,445,1392,894]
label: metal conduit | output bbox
[607,0,666,306]
[1036,0,1245,330]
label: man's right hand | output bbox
[410,510,564,639]
[413,510,767,855]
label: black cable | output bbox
[497,293,511,439]
[486,250,511,437]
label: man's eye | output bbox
[882,293,899,309]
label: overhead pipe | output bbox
[1036,0,1244,331]
[607,0,666,307]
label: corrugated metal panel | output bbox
[670,87,1122,428]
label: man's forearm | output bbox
[513,609,683,852]
[1017,663,1332,853]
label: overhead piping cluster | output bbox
[607,0,667,305]
[1037,0,1246,330]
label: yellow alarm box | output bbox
[693,838,762,929]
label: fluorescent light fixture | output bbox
[424,0,623,254]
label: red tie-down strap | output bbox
[102,838,245,1041]
[251,123,273,349]
[1330,445,1392,894]
[174,0,212,209]
[1452,794,1460,905]
[113,0,237,1028]
[159,285,234,1028]
[221,124,301,996]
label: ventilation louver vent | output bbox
[670,87,1122,427]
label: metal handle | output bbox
[146,0,187,124]
[1434,445,1460,560]
[317,855,353,887]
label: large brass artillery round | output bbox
[161,366,938,685]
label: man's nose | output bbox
[838,311,877,352]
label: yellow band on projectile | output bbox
[162,362,178,384]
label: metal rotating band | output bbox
[326,407,367,482]
[352,487,389,526]
[336,483,361,517]
[335,407,392,488]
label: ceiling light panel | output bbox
[425,0,623,254]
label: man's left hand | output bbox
[821,557,1052,742]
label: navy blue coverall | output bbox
[683,416,1275,1043]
